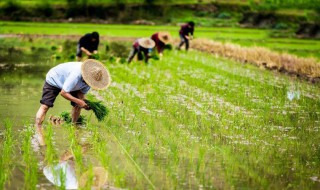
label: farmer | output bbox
[177,21,195,51]
[76,32,100,61]
[35,59,111,146]
[127,38,155,64]
[150,31,171,60]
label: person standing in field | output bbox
[127,38,155,64]
[150,31,171,60]
[35,59,111,146]
[76,32,100,61]
[177,21,195,51]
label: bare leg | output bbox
[71,105,81,124]
[71,92,85,124]
[35,104,49,146]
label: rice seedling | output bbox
[0,119,14,189]
[59,111,86,125]
[21,125,38,190]
[85,99,109,122]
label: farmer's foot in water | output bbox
[35,127,46,146]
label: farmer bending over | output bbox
[127,38,155,64]
[151,31,171,60]
[177,21,195,51]
[35,59,111,146]
[77,32,100,61]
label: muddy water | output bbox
[0,61,86,189]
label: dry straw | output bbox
[191,38,320,80]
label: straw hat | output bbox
[158,31,171,44]
[82,59,111,90]
[138,38,155,49]
[79,167,108,189]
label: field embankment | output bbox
[191,39,320,82]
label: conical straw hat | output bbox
[138,38,155,49]
[79,167,108,189]
[81,59,111,90]
[158,31,171,44]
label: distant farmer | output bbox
[177,21,195,51]
[150,31,171,59]
[35,59,111,146]
[76,32,100,61]
[127,38,155,64]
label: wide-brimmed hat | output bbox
[79,167,108,189]
[158,31,171,44]
[82,59,111,90]
[138,38,155,49]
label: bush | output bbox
[217,12,231,19]
[274,22,289,30]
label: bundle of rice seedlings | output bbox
[85,100,109,122]
[150,54,160,60]
[60,111,86,124]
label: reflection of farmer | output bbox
[127,38,155,64]
[177,21,195,51]
[151,31,171,60]
[43,146,108,189]
[76,32,100,61]
[35,59,111,146]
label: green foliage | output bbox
[164,44,172,50]
[217,12,231,19]
[85,99,109,122]
[109,42,130,58]
[273,22,288,30]
[0,119,14,189]
[248,0,279,12]
[89,53,100,60]
[60,111,86,124]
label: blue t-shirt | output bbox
[46,62,90,94]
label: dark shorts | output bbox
[40,82,81,107]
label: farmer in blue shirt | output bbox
[76,32,100,61]
[177,21,195,51]
[35,59,111,146]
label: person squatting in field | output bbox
[177,21,195,51]
[35,59,111,146]
[76,31,100,61]
[127,38,155,64]
[150,31,171,60]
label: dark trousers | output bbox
[127,47,149,63]
[178,34,189,50]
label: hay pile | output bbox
[191,38,320,80]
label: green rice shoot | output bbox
[60,111,86,124]
[85,100,109,122]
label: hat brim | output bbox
[158,32,171,44]
[81,59,111,90]
[138,38,155,49]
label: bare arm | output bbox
[60,90,89,109]
[80,47,92,56]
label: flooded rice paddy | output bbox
[1,37,320,189]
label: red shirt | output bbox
[179,24,194,36]
[151,33,165,54]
